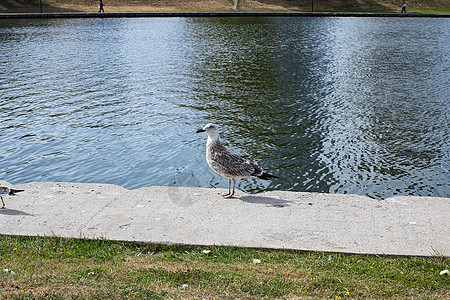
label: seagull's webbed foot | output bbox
[221,179,236,198]
[220,179,232,197]
[223,191,235,198]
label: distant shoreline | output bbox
[1,11,449,19]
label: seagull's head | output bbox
[196,123,220,140]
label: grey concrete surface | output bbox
[0,180,449,257]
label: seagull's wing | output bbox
[0,186,9,195]
[209,143,262,178]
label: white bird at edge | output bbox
[0,185,24,209]
[196,123,278,198]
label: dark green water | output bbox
[1,17,449,199]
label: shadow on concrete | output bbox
[0,208,34,216]
[239,196,291,207]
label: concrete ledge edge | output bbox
[1,12,449,19]
[1,181,449,257]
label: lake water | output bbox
[0,17,449,200]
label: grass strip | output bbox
[1,235,448,299]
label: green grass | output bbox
[408,9,450,14]
[1,235,449,299]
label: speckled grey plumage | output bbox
[197,123,277,181]
[206,139,263,179]
[0,184,24,209]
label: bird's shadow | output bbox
[0,208,34,216]
[239,196,291,208]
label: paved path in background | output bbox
[0,180,449,257]
[0,12,449,19]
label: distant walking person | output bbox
[401,1,407,13]
[98,0,105,13]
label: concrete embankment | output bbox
[0,180,449,257]
[0,12,449,18]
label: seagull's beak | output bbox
[196,129,206,133]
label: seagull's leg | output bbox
[221,179,232,197]
[1,196,5,209]
[224,179,236,198]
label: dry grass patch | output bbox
[1,235,449,299]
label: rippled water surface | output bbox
[1,17,449,199]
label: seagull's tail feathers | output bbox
[9,189,24,195]
[256,172,279,180]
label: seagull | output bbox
[196,123,278,198]
[0,185,24,209]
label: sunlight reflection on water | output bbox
[1,17,449,199]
